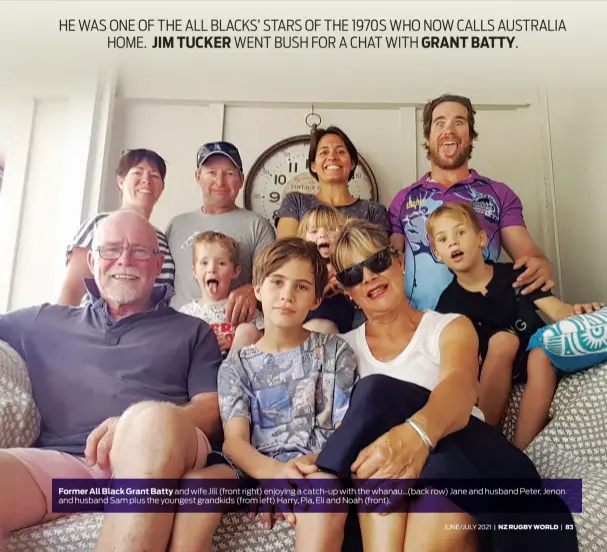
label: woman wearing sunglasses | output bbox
[315,219,577,552]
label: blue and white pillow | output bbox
[528,307,607,372]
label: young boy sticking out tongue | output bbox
[180,231,263,356]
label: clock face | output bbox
[244,135,378,222]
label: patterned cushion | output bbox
[7,512,295,552]
[0,341,40,448]
[528,308,607,372]
[524,363,607,551]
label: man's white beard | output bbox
[104,286,143,306]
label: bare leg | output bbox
[94,402,202,552]
[358,511,407,552]
[0,452,48,545]
[478,332,519,425]
[294,472,347,552]
[303,319,339,335]
[169,464,236,552]
[403,510,478,552]
[514,348,558,450]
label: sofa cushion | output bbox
[0,340,40,448]
[7,512,296,552]
[529,308,607,372]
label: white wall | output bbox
[547,86,607,303]
[0,71,115,311]
[9,100,70,309]
[0,103,10,170]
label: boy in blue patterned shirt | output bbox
[174,238,357,552]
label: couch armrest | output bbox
[0,340,40,448]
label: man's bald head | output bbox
[88,210,164,312]
[91,210,159,251]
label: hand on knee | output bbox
[111,402,197,477]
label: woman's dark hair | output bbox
[117,149,167,182]
[422,94,478,159]
[308,126,358,182]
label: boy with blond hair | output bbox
[180,231,263,355]
[429,202,602,449]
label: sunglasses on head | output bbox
[335,247,397,288]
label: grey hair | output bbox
[90,210,156,251]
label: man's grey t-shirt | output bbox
[0,282,222,455]
[166,208,276,309]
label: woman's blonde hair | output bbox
[297,205,347,239]
[331,219,391,273]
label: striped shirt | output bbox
[66,212,175,288]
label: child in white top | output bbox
[180,231,263,355]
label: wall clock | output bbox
[244,131,379,222]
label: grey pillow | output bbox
[0,341,40,448]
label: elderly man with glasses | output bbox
[0,210,226,552]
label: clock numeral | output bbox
[269,191,281,203]
[273,210,279,220]
[274,174,287,186]
[288,162,298,173]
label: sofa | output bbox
[2,339,606,551]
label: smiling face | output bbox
[118,159,164,215]
[88,211,163,309]
[255,258,321,330]
[310,133,353,185]
[193,241,240,302]
[426,101,473,171]
[196,156,243,211]
[430,214,487,273]
[342,245,405,319]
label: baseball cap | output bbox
[196,141,243,172]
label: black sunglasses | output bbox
[336,247,397,288]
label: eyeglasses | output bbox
[335,247,396,288]
[95,244,159,261]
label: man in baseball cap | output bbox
[196,141,243,172]
[166,140,275,324]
